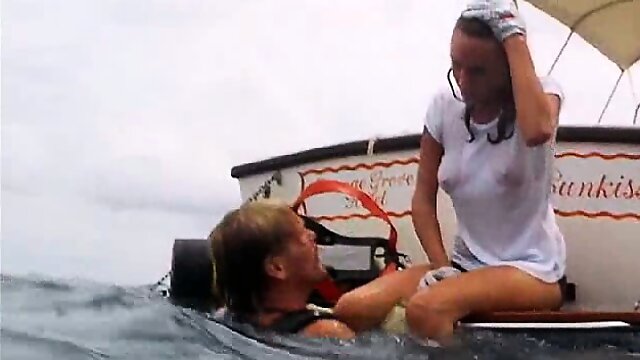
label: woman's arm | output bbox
[411,130,448,267]
[504,35,561,147]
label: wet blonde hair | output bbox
[209,199,299,315]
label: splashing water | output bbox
[2,274,639,359]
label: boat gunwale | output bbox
[231,126,640,178]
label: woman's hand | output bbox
[461,0,526,42]
[462,0,557,146]
[417,266,462,291]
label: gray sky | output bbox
[2,0,639,286]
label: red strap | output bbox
[314,278,342,304]
[381,262,398,275]
[293,179,401,306]
[291,179,397,252]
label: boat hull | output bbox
[232,126,640,312]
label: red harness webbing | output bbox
[291,179,401,304]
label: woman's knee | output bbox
[406,292,446,321]
[332,291,361,318]
[333,290,383,331]
[405,291,459,338]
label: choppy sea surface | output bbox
[2,274,639,359]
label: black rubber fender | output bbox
[169,239,218,310]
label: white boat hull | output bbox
[232,126,640,312]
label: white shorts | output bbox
[451,236,486,272]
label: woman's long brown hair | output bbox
[448,16,516,145]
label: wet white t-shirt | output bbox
[423,77,566,283]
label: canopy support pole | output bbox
[547,31,574,76]
[545,0,634,75]
[628,71,639,125]
[597,70,624,124]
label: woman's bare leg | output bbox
[405,265,562,340]
[332,264,433,331]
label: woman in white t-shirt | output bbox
[333,0,566,341]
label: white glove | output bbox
[417,266,462,291]
[461,0,526,42]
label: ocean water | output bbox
[2,274,639,360]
